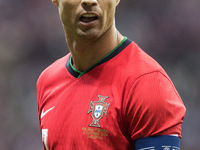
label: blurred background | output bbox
[0,0,199,149]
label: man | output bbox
[37,0,186,149]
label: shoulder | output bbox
[36,54,70,91]
[115,40,169,90]
[126,41,166,75]
[123,41,181,102]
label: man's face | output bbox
[57,0,119,41]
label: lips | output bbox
[79,13,98,23]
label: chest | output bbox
[40,77,132,149]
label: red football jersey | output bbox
[37,38,186,150]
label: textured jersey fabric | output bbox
[37,38,186,150]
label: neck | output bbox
[65,25,124,72]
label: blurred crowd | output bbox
[0,0,199,149]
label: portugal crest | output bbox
[88,95,110,128]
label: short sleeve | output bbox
[124,71,186,141]
[36,78,42,128]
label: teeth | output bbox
[82,14,96,18]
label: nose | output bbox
[81,0,97,6]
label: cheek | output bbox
[103,3,116,27]
[59,1,78,26]
[59,6,69,25]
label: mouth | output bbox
[79,14,99,23]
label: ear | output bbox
[116,0,120,6]
[52,0,59,6]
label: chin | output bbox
[76,29,101,41]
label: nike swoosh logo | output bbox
[41,106,55,119]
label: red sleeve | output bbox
[124,71,186,141]
[36,70,47,130]
[37,75,48,150]
[36,78,42,129]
